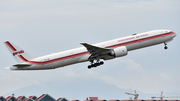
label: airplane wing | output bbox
[81,43,112,60]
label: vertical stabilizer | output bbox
[4,41,35,63]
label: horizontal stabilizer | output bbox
[4,67,10,69]
[13,64,32,67]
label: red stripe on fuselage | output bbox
[5,41,17,51]
[19,52,89,65]
[20,32,176,65]
[106,32,175,49]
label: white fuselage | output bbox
[10,30,176,70]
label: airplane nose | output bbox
[171,31,177,38]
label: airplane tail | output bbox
[4,41,35,63]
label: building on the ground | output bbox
[28,95,37,100]
[0,96,5,101]
[164,100,179,101]
[86,97,106,101]
[86,97,99,101]
[22,98,34,101]
[1,94,180,101]
[57,97,69,101]
[16,96,26,101]
[71,100,79,101]
[36,94,56,101]
[109,100,120,101]
[6,96,17,101]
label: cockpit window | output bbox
[170,31,173,33]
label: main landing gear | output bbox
[88,60,104,69]
[164,42,168,50]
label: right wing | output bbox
[81,43,113,60]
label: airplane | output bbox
[4,29,176,70]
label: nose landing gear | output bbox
[164,42,168,49]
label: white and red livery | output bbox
[4,29,176,70]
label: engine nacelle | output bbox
[110,46,128,58]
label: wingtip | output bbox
[4,67,10,69]
[80,43,86,45]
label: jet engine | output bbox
[109,46,128,58]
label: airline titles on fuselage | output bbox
[118,34,148,42]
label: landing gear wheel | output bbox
[94,63,99,67]
[164,42,168,50]
[100,61,104,65]
[88,65,91,69]
[90,64,95,67]
[97,63,100,66]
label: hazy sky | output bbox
[0,0,180,100]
